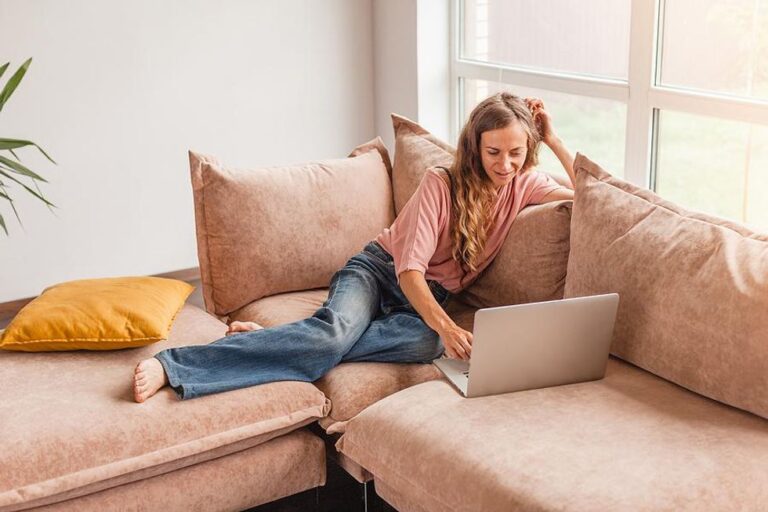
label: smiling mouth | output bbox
[493,170,514,178]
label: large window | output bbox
[453,0,768,231]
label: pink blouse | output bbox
[375,167,566,293]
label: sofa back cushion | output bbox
[459,201,573,308]
[565,153,768,419]
[191,138,394,316]
[391,113,572,306]
[392,114,455,214]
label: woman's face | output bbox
[479,120,528,189]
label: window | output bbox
[453,0,768,231]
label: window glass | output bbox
[659,0,768,101]
[655,110,768,231]
[463,79,627,179]
[462,0,631,80]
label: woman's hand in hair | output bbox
[524,97,557,147]
[438,323,474,361]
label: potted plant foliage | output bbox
[0,58,56,235]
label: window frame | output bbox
[450,0,768,191]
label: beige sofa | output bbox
[2,113,766,511]
[334,149,768,510]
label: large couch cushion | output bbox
[565,153,768,420]
[228,288,330,327]
[459,201,572,308]
[314,362,441,434]
[338,358,768,512]
[391,114,455,214]
[35,429,325,512]
[191,137,394,316]
[391,114,573,307]
[0,305,330,512]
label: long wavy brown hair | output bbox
[447,92,541,273]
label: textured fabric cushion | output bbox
[338,358,768,512]
[315,362,441,434]
[565,153,768,420]
[459,201,572,308]
[0,277,192,352]
[229,288,330,327]
[391,114,455,215]
[0,305,330,511]
[391,114,573,307]
[34,429,325,512]
[191,137,394,316]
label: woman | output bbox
[133,92,575,402]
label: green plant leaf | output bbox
[0,168,56,208]
[0,213,7,235]
[0,138,56,164]
[0,155,47,182]
[0,181,22,225]
[32,179,55,215]
[0,63,9,81]
[0,58,32,113]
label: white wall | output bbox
[372,0,418,152]
[0,0,375,302]
[373,0,450,151]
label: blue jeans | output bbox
[155,241,451,399]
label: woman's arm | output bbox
[525,97,577,190]
[545,136,576,189]
[399,270,473,360]
[535,136,576,202]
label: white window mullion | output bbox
[450,0,461,143]
[453,61,629,103]
[624,0,659,188]
[650,87,768,126]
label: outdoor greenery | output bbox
[0,58,56,235]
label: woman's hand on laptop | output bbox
[439,324,473,360]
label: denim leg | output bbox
[341,278,451,364]
[341,311,445,364]
[154,251,385,399]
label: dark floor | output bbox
[245,453,397,512]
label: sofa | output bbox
[2,112,767,512]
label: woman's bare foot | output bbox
[134,358,168,403]
[226,321,263,336]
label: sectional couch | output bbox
[1,113,766,511]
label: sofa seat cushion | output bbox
[229,288,329,327]
[0,305,330,512]
[314,362,441,434]
[337,357,768,512]
[34,429,325,512]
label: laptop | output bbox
[433,293,619,398]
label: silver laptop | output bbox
[434,293,619,398]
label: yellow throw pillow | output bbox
[0,276,194,351]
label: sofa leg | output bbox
[315,486,321,512]
[362,481,369,512]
